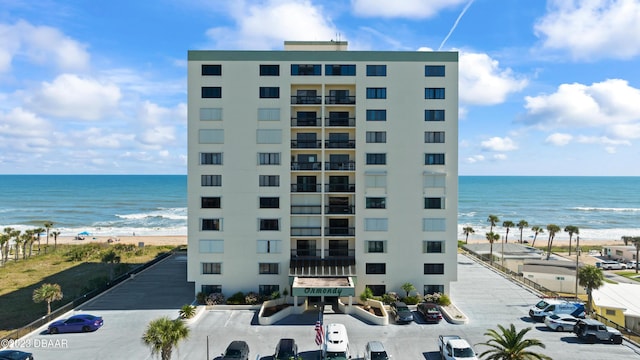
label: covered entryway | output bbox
[291,276,356,311]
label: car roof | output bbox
[366,341,386,352]
[579,319,603,325]
[393,301,408,307]
[227,340,248,349]
[277,338,295,349]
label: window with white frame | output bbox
[201,218,221,231]
[365,174,386,188]
[256,129,282,144]
[199,129,224,144]
[200,108,222,121]
[423,218,446,231]
[365,240,386,253]
[200,152,222,165]
[199,240,224,253]
[258,108,280,121]
[424,131,445,143]
[424,197,444,209]
[424,263,445,274]
[423,240,444,253]
[364,218,388,231]
[257,240,282,254]
[202,262,222,274]
[366,131,386,143]
[259,175,280,187]
[259,219,280,231]
[258,153,281,165]
[258,263,279,274]
[423,174,445,188]
[201,175,222,186]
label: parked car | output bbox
[390,301,413,324]
[574,319,623,344]
[417,302,443,323]
[544,313,580,332]
[627,261,638,269]
[529,299,585,321]
[364,340,390,360]
[221,340,250,360]
[601,260,627,270]
[48,314,103,334]
[0,350,34,360]
[274,338,298,360]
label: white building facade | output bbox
[187,41,459,301]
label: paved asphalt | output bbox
[13,252,640,359]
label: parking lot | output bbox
[15,254,640,359]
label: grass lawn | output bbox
[614,271,640,282]
[0,243,175,339]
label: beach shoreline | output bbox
[53,235,187,247]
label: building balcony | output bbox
[324,117,355,127]
[291,162,322,171]
[289,249,356,268]
[324,140,355,149]
[291,95,322,105]
[325,95,355,105]
[291,140,322,149]
[291,117,322,127]
[291,205,322,214]
[324,183,355,192]
[290,227,322,236]
[290,183,321,192]
[324,227,355,236]
[325,205,355,214]
[324,161,355,171]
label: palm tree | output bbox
[578,265,604,315]
[32,227,45,256]
[630,237,640,274]
[32,283,63,315]
[44,221,53,253]
[486,232,500,265]
[102,250,121,280]
[488,214,500,234]
[517,220,528,244]
[142,317,190,360]
[462,226,475,244]
[502,221,514,244]
[478,323,551,360]
[401,282,416,298]
[530,226,543,247]
[51,230,61,250]
[621,236,632,246]
[0,232,9,266]
[564,225,579,256]
[545,224,560,260]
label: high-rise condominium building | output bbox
[187,41,458,304]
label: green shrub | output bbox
[360,287,374,302]
[179,304,196,319]
[206,292,225,305]
[402,295,421,305]
[438,293,451,306]
[244,292,259,305]
[381,292,398,304]
[270,291,281,300]
[196,291,207,305]
[227,291,246,304]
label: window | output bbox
[258,153,281,165]
[199,239,223,253]
[202,87,222,98]
[425,65,445,76]
[364,218,388,231]
[366,131,386,143]
[423,241,444,253]
[366,197,386,209]
[200,108,222,121]
[425,88,445,99]
[201,175,222,186]
[202,197,221,208]
[200,152,223,165]
[202,262,221,274]
[424,174,446,188]
[424,263,445,274]
[366,109,386,121]
[258,285,279,296]
[259,175,280,187]
[258,108,280,121]
[201,285,222,295]
[291,64,321,76]
[259,197,279,208]
[201,219,221,231]
[555,276,565,280]
[366,153,386,165]
[256,129,282,144]
[202,64,221,76]
[325,64,356,76]
[425,109,445,121]
[424,284,444,295]
[366,65,387,76]
[425,153,445,165]
[423,218,446,231]
[606,309,616,315]
[366,240,386,253]
[425,131,445,143]
[366,263,386,274]
[424,197,444,209]
[259,263,279,274]
[366,88,387,99]
[199,129,224,144]
[257,240,281,253]
[259,219,279,231]
[365,174,386,188]
[259,87,280,98]
[260,64,280,76]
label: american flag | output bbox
[314,320,324,345]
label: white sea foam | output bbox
[573,207,640,212]
[458,224,639,243]
[116,207,187,221]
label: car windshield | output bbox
[276,350,294,359]
[535,300,549,309]
[453,348,475,357]
[398,306,410,312]
[370,351,389,360]
[225,349,241,357]
[325,351,348,360]
[549,314,560,320]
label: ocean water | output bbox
[0,175,638,241]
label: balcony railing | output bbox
[290,248,322,258]
[289,250,356,268]
[325,95,355,105]
[324,140,355,149]
[289,249,355,259]
[290,183,321,193]
[325,183,355,192]
[291,95,322,105]
[325,205,355,214]
[291,140,322,149]
[324,227,355,236]
[290,227,322,236]
[324,161,355,171]
[291,117,322,127]
[291,205,322,214]
[291,162,322,171]
[325,117,355,127]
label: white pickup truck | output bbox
[438,335,479,360]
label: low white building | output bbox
[592,283,640,332]
[602,245,637,263]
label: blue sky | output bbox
[1,0,640,175]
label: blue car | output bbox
[48,314,104,334]
[0,350,34,360]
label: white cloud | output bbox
[481,137,518,151]
[459,51,528,105]
[534,0,640,60]
[524,79,640,138]
[493,154,507,160]
[135,101,187,147]
[206,0,337,49]
[351,0,467,18]
[605,146,617,154]
[0,20,90,72]
[576,135,631,146]
[26,74,121,121]
[0,107,52,138]
[546,133,573,146]
[466,155,485,163]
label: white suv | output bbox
[601,260,626,270]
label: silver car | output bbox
[364,341,390,360]
[544,314,580,332]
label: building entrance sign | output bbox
[291,276,355,297]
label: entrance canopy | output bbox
[291,276,355,297]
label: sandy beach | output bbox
[54,235,187,247]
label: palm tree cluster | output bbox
[478,323,552,360]
[0,221,58,266]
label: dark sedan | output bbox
[417,302,443,323]
[0,350,34,360]
[48,314,104,334]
